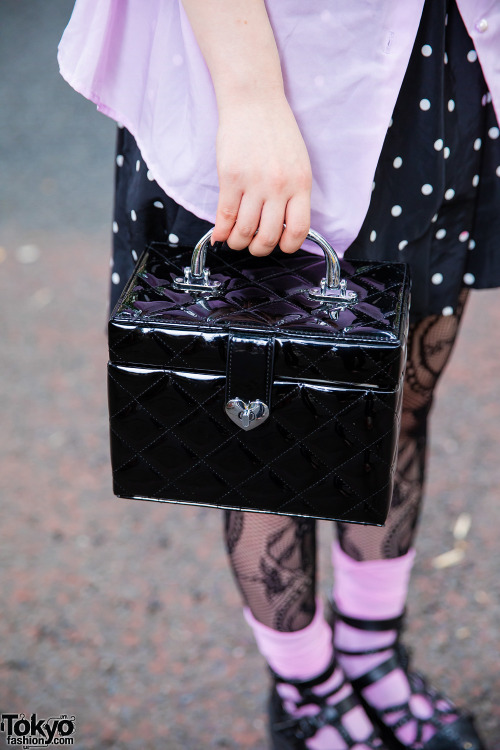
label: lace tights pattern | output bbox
[223,292,469,632]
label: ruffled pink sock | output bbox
[244,601,378,750]
[332,542,457,747]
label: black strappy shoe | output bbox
[331,603,486,750]
[269,654,385,749]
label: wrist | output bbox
[215,77,286,110]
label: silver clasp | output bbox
[225,398,270,431]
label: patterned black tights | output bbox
[223,291,469,631]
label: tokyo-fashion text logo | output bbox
[0,713,75,747]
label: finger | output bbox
[212,188,243,244]
[247,200,286,256]
[226,194,263,251]
[279,193,310,254]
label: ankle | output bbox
[244,599,334,680]
[334,620,398,679]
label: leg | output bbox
[337,289,469,561]
[224,511,384,749]
[224,510,317,632]
[332,292,484,749]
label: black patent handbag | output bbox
[108,229,410,525]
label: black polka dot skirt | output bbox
[110,0,500,321]
[346,0,500,320]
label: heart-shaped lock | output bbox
[225,398,269,431]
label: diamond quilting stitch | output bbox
[111,376,255,505]
[110,369,226,464]
[111,367,377,517]
[215,390,393,508]
[116,244,407,341]
[111,316,400,514]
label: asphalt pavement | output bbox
[0,2,499,748]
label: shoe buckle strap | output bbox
[331,601,406,632]
[270,654,337,690]
[335,643,396,657]
[350,652,401,692]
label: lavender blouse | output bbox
[58,0,500,255]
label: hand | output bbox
[212,94,312,256]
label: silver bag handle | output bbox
[173,228,358,304]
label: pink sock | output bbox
[243,600,333,680]
[332,542,455,747]
[244,601,376,750]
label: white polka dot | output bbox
[442,306,454,316]
[488,127,500,140]
[482,94,489,107]
[388,118,393,128]
[172,54,183,66]
[393,156,403,168]
[443,147,450,159]
[496,166,500,177]
[131,249,138,261]
[472,174,480,187]
[372,181,376,192]
[431,213,438,223]
[112,272,120,285]
[391,205,402,217]
[421,44,432,57]
[468,239,476,250]
[112,221,119,234]
[444,52,449,65]
[147,170,155,181]
[421,183,433,195]
[474,138,482,151]
[153,201,164,209]
[131,209,137,221]
[109,257,114,268]
[448,99,455,112]
[432,273,443,285]
[135,160,141,172]
[467,50,478,63]
[168,233,179,245]
[459,231,470,243]
[116,154,124,167]
[436,228,447,239]
[370,230,377,242]
[487,92,493,103]
[434,139,444,151]
[420,98,431,111]
[463,273,475,285]
[398,240,408,251]
[117,122,124,129]
[314,75,325,88]
[444,188,455,200]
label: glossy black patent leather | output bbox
[108,242,410,524]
